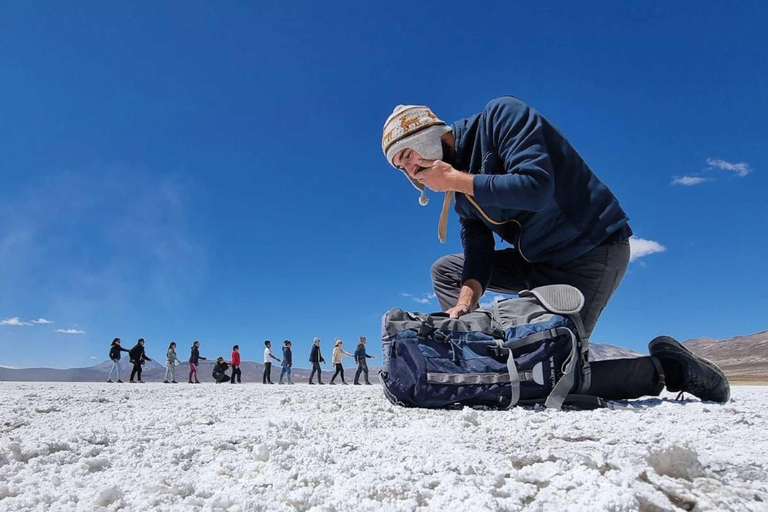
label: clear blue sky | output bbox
[1,1,766,368]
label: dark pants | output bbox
[309,362,322,383]
[230,366,241,383]
[213,372,230,383]
[431,239,663,400]
[263,362,273,384]
[130,362,142,381]
[330,363,345,384]
[355,361,370,384]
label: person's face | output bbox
[116,340,121,345]
[286,343,291,348]
[266,342,271,348]
[139,340,144,345]
[234,347,239,352]
[392,148,429,180]
[171,343,176,348]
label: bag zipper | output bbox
[464,195,531,263]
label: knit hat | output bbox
[382,105,452,207]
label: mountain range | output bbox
[0,333,764,383]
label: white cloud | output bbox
[1,317,32,326]
[479,294,507,309]
[401,292,435,304]
[31,318,53,324]
[56,328,86,334]
[671,176,711,186]
[706,158,750,177]
[90,356,98,359]
[629,236,666,262]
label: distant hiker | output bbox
[164,342,181,383]
[279,340,293,384]
[263,340,281,384]
[381,99,730,404]
[107,338,129,383]
[354,336,375,385]
[308,337,326,385]
[128,338,152,383]
[212,357,231,383]
[330,338,353,385]
[230,345,242,384]
[189,341,206,384]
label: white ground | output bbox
[0,383,766,511]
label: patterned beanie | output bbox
[382,105,452,206]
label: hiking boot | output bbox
[308,381,315,385]
[329,382,336,385]
[342,382,348,385]
[138,380,145,384]
[318,382,325,385]
[365,382,372,385]
[171,381,178,384]
[117,380,124,383]
[649,336,730,403]
[129,380,135,383]
[354,382,360,385]
[163,380,170,384]
[195,381,201,384]
[107,379,113,383]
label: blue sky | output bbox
[1,1,766,368]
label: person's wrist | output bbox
[451,171,474,195]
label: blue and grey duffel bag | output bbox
[380,284,604,410]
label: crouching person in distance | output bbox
[212,357,231,384]
[381,98,729,403]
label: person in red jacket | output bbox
[230,345,242,384]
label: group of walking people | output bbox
[106,336,375,385]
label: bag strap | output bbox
[568,313,592,394]
[544,327,579,410]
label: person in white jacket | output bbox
[329,338,354,385]
[164,342,181,383]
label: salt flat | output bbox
[0,382,765,511]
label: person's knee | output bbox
[431,254,458,283]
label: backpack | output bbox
[379,284,603,410]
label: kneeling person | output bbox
[381,98,729,403]
[212,357,230,384]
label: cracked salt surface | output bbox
[0,382,765,511]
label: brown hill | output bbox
[684,330,768,383]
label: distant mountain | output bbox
[683,330,768,383]
[589,343,642,361]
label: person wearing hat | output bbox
[329,338,354,385]
[308,337,326,385]
[212,356,231,384]
[380,97,730,403]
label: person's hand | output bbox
[413,159,473,194]
[446,302,471,319]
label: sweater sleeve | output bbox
[472,99,555,212]
[460,216,495,292]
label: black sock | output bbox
[657,357,684,391]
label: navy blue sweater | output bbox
[282,347,292,367]
[451,96,631,290]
